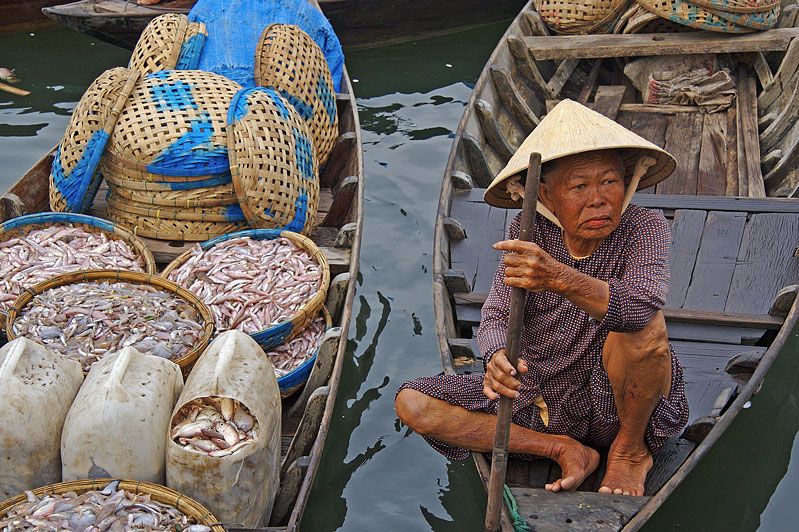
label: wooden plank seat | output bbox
[522,29,799,61]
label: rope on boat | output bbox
[502,485,531,532]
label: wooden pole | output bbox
[484,152,541,532]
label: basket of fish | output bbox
[4,270,214,373]
[0,213,156,329]
[0,479,224,531]
[267,307,331,397]
[162,228,330,350]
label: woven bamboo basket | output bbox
[5,270,215,373]
[106,190,246,222]
[129,14,208,75]
[615,3,691,32]
[534,0,632,34]
[107,202,248,241]
[0,479,224,531]
[161,229,330,351]
[255,23,338,165]
[103,167,233,192]
[111,182,238,208]
[106,70,240,182]
[101,151,235,185]
[274,306,332,398]
[636,0,774,31]
[50,67,139,214]
[0,212,157,329]
[227,87,319,235]
[690,0,779,14]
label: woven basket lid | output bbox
[227,87,320,235]
[255,23,338,165]
[107,70,240,180]
[635,0,776,32]
[614,3,690,33]
[128,14,208,76]
[535,0,632,34]
[50,67,140,214]
[485,99,676,209]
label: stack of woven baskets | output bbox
[49,14,339,242]
[534,0,780,34]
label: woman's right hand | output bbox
[482,349,528,401]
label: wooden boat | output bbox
[0,0,69,32]
[0,9,363,531]
[433,2,799,530]
[42,0,527,50]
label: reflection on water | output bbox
[2,20,799,532]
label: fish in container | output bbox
[166,330,281,527]
[61,347,184,484]
[0,338,83,498]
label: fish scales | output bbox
[13,281,204,372]
[0,225,147,315]
[167,237,322,335]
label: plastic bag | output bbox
[166,330,281,527]
[61,347,184,483]
[0,337,83,498]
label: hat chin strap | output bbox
[505,155,657,230]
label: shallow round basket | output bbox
[255,23,339,165]
[227,87,320,235]
[103,167,233,192]
[275,306,332,398]
[110,180,238,208]
[0,479,224,531]
[161,228,330,350]
[5,270,215,373]
[0,213,157,329]
[128,13,208,75]
[614,3,692,32]
[50,67,140,214]
[106,202,248,241]
[534,0,632,34]
[107,191,246,223]
[691,0,779,14]
[636,0,762,31]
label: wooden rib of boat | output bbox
[0,7,362,531]
[433,3,799,530]
[42,0,527,50]
[0,0,68,32]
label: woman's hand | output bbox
[483,349,529,400]
[494,239,565,293]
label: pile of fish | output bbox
[0,480,211,531]
[0,225,146,313]
[171,396,258,457]
[12,281,204,371]
[266,315,326,377]
[167,237,322,334]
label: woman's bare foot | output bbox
[598,440,653,496]
[545,436,600,493]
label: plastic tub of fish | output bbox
[5,270,214,374]
[268,307,331,397]
[0,478,224,531]
[0,212,157,329]
[162,228,330,350]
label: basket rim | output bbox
[0,212,157,275]
[275,305,332,393]
[4,269,215,372]
[161,229,330,345]
[106,192,245,223]
[0,478,224,530]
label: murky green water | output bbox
[1,20,798,532]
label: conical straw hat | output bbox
[484,99,676,209]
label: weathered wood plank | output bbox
[631,193,799,213]
[523,29,799,61]
[475,99,515,161]
[460,133,494,188]
[629,112,669,149]
[657,112,703,195]
[322,175,358,227]
[511,488,647,530]
[490,65,541,132]
[725,106,739,196]
[736,68,765,197]
[546,58,580,98]
[726,213,799,315]
[507,34,554,103]
[282,386,328,477]
[269,456,309,526]
[320,132,357,188]
[697,112,728,196]
[325,272,350,324]
[592,86,626,120]
[645,438,694,495]
[287,330,341,418]
[665,323,766,345]
[683,211,747,311]
[666,210,706,309]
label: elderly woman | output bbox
[395,100,688,496]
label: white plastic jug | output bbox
[61,346,183,483]
[0,337,83,498]
[166,330,281,527]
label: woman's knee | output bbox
[605,312,670,366]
